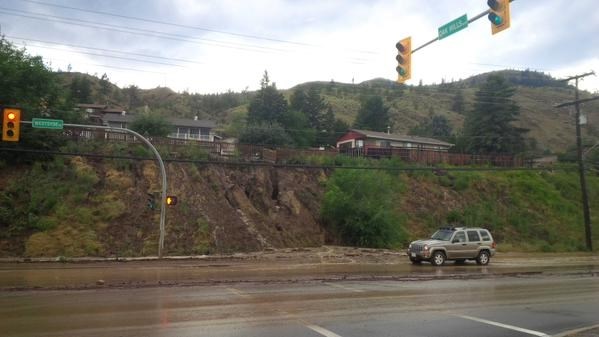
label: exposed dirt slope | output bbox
[0,159,327,257]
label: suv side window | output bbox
[480,230,491,241]
[467,230,481,242]
[453,231,466,243]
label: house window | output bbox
[356,140,364,148]
[189,128,200,139]
[175,127,189,139]
[380,141,391,148]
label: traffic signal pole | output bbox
[20,121,169,257]
[555,71,598,251]
[411,0,516,55]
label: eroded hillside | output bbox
[0,157,597,257]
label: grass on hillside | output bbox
[314,155,598,252]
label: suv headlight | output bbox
[408,243,412,249]
[424,245,429,251]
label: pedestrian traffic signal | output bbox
[2,108,21,142]
[395,37,412,83]
[147,193,156,210]
[166,195,178,206]
[487,0,510,35]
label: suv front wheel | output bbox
[430,251,446,266]
[476,250,490,265]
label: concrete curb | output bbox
[553,324,599,337]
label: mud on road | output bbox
[1,246,598,291]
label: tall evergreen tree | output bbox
[247,71,288,125]
[123,85,142,110]
[462,75,527,154]
[69,75,92,103]
[99,73,112,100]
[411,114,452,140]
[353,96,390,132]
[317,106,337,146]
[290,86,327,129]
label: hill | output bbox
[55,70,599,153]
[1,156,597,257]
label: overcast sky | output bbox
[1,0,598,94]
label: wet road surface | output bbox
[1,250,598,290]
[1,256,599,336]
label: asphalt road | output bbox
[1,268,598,337]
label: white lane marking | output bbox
[324,282,364,293]
[456,314,549,337]
[225,287,250,298]
[306,324,344,337]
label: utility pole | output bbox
[555,71,598,251]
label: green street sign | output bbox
[438,14,469,40]
[32,118,64,130]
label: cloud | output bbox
[1,0,597,93]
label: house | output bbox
[101,113,218,142]
[167,117,218,142]
[76,104,126,125]
[336,129,453,153]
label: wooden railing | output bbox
[64,128,528,167]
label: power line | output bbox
[5,35,204,65]
[0,147,575,172]
[0,8,290,54]
[18,0,377,55]
[0,7,372,64]
[10,40,188,68]
[47,57,167,75]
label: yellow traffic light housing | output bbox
[166,195,178,206]
[2,108,21,142]
[488,0,511,35]
[395,37,412,83]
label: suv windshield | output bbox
[431,230,453,241]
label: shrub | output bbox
[321,169,407,248]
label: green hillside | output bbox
[1,156,597,257]
[56,69,599,154]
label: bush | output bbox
[321,169,407,248]
[129,113,172,137]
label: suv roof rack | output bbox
[439,226,465,231]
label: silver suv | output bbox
[407,227,496,266]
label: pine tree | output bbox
[463,75,527,154]
[69,75,92,103]
[99,73,112,101]
[411,115,452,140]
[290,86,327,129]
[353,96,390,132]
[247,71,288,125]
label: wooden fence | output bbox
[64,128,528,167]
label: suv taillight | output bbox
[492,241,496,249]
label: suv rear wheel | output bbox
[430,251,446,266]
[476,250,490,265]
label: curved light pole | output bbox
[22,121,168,257]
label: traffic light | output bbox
[487,0,511,35]
[147,193,156,210]
[166,195,178,206]
[2,108,21,142]
[395,37,412,83]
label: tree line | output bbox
[1,36,528,155]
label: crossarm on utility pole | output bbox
[555,72,595,251]
[554,95,599,108]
